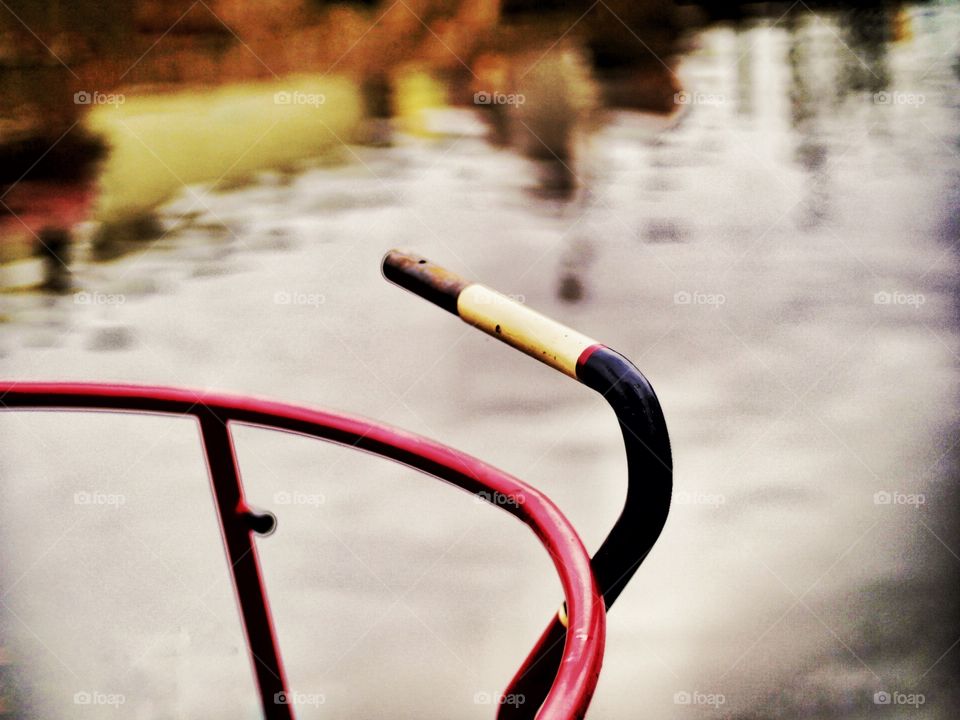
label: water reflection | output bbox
[1,2,959,719]
[839,6,894,95]
[1,0,693,275]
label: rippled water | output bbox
[2,4,959,719]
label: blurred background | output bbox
[1,0,958,718]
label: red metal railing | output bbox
[0,249,672,719]
[0,381,605,719]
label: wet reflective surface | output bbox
[1,4,959,719]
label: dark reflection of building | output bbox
[837,4,893,97]
[501,0,685,112]
[783,6,892,229]
[0,0,136,132]
[786,4,901,230]
[785,13,832,229]
[735,23,753,116]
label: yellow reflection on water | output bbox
[393,68,448,137]
[86,75,363,223]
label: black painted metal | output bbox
[498,346,673,719]
[379,250,675,718]
[381,250,470,315]
[579,347,673,607]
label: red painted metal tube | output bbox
[0,381,606,720]
[197,413,292,719]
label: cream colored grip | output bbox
[457,284,599,379]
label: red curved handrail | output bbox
[0,381,605,719]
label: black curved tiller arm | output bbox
[382,250,673,718]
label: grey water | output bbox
[1,4,959,718]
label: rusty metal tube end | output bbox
[381,250,471,315]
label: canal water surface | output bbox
[1,4,958,719]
